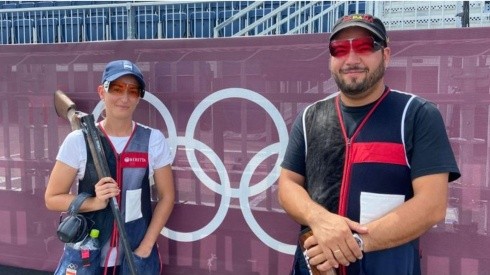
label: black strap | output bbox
[67,192,91,215]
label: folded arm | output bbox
[278,168,366,269]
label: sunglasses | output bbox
[329,37,383,58]
[103,81,142,98]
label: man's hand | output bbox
[305,212,367,270]
[301,231,337,275]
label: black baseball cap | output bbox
[330,14,388,46]
[102,60,146,93]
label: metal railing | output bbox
[0,1,355,44]
[0,1,489,45]
[376,1,490,30]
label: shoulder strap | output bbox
[67,192,91,215]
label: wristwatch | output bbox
[352,233,364,251]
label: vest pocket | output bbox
[125,188,143,222]
[360,192,405,224]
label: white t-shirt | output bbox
[56,122,173,181]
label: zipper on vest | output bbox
[338,138,353,217]
[115,153,123,207]
[339,138,352,275]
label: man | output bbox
[278,14,460,275]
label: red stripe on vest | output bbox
[351,142,407,166]
[119,152,148,168]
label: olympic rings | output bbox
[164,137,232,242]
[184,88,289,198]
[93,87,295,254]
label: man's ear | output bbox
[383,47,391,68]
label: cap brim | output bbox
[331,22,384,42]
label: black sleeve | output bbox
[407,100,461,182]
[281,111,307,176]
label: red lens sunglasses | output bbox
[329,37,383,58]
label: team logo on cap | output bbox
[123,60,133,71]
[342,14,375,23]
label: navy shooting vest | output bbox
[303,89,422,275]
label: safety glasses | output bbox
[103,81,142,98]
[329,37,383,58]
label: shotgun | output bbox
[54,90,137,275]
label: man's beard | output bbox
[333,59,385,98]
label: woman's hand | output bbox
[134,245,152,258]
[93,177,120,210]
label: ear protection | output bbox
[57,192,93,243]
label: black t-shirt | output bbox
[281,94,461,182]
[341,100,376,137]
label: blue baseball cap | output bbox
[101,60,146,94]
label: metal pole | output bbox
[462,1,470,27]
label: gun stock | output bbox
[299,228,337,275]
[54,90,82,131]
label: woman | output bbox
[46,60,175,274]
